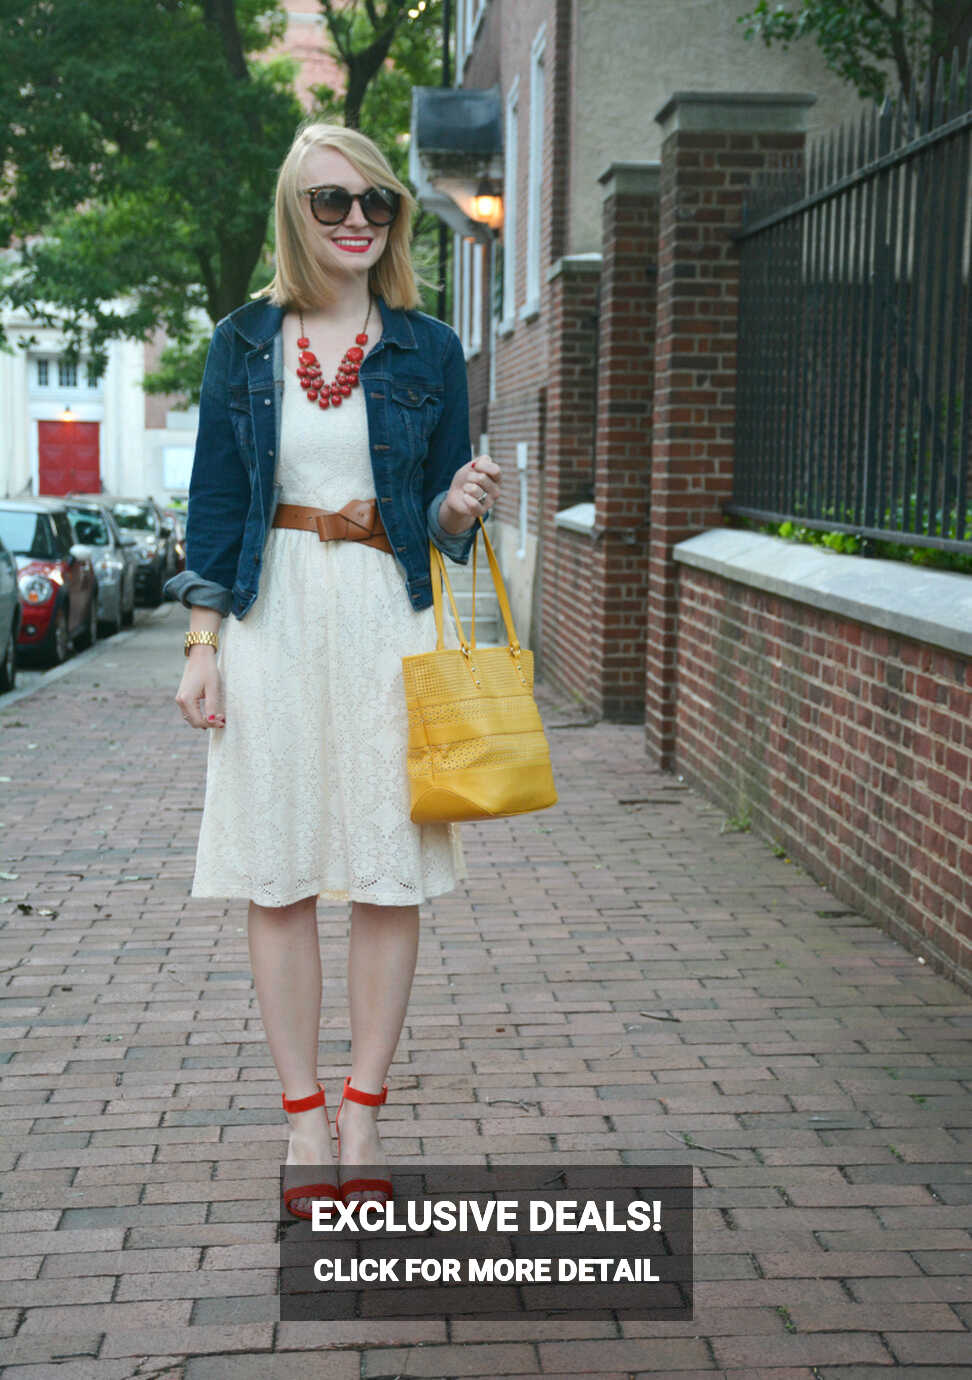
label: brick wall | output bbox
[646,94,812,765]
[675,565,972,977]
[591,165,658,719]
[536,259,600,701]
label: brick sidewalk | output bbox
[0,601,969,1378]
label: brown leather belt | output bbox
[272,498,393,554]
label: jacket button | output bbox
[264,398,271,406]
[268,449,274,457]
[263,354,269,361]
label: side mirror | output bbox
[160,522,173,537]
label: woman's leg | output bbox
[247,894,334,1213]
[339,900,420,1201]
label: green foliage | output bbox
[0,0,303,398]
[0,0,448,396]
[737,1,972,102]
[312,0,446,314]
[747,506,972,573]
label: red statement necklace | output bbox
[296,299,371,409]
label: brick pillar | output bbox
[537,254,601,700]
[591,162,660,721]
[645,92,815,767]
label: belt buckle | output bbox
[313,512,332,542]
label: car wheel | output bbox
[98,588,122,638]
[44,606,70,668]
[76,592,98,650]
[0,623,16,693]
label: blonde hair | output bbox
[258,121,421,310]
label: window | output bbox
[37,359,49,387]
[523,26,546,317]
[86,362,100,389]
[456,0,487,67]
[58,360,78,388]
[502,77,519,329]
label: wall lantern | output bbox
[60,405,76,422]
[470,177,503,230]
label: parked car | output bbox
[64,499,138,635]
[163,507,187,587]
[69,494,178,606]
[0,530,20,692]
[0,498,98,666]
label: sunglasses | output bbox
[300,184,401,228]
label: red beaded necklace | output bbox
[296,298,372,409]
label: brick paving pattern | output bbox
[0,602,969,1377]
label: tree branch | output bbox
[201,0,249,82]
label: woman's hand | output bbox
[175,647,226,730]
[437,454,501,535]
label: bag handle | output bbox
[430,517,522,654]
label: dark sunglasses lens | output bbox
[361,188,400,225]
[310,188,352,224]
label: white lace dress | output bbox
[189,363,466,908]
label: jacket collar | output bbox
[229,293,417,351]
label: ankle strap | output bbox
[282,1081,326,1113]
[342,1075,388,1106]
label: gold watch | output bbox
[184,630,219,656]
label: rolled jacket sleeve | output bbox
[422,328,478,565]
[164,324,249,613]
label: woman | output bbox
[166,121,500,1219]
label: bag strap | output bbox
[430,517,522,653]
[431,543,469,651]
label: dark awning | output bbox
[412,86,502,158]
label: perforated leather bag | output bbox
[402,518,558,823]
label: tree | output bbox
[738,0,972,101]
[0,0,303,391]
[312,0,445,306]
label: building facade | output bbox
[417,0,887,714]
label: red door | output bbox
[38,420,100,495]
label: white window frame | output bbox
[452,230,462,336]
[470,240,483,355]
[461,236,473,352]
[501,76,519,333]
[521,24,546,320]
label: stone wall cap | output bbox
[547,253,603,282]
[674,528,972,658]
[656,90,817,134]
[597,160,661,184]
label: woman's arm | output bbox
[423,328,479,563]
[164,323,249,613]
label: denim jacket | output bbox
[164,294,479,618]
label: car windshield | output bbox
[0,510,58,560]
[67,507,109,546]
[112,503,156,532]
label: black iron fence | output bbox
[730,42,972,554]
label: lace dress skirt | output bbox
[189,365,466,908]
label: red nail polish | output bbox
[208,715,215,721]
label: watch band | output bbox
[184,630,219,656]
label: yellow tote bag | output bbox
[402,517,558,824]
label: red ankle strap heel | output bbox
[281,1081,340,1221]
[336,1077,393,1207]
